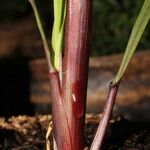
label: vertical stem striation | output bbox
[90,82,120,150]
[62,0,92,149]
[49,72,72,150]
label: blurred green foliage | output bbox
[0,0,149,56]
[91,0,150,56]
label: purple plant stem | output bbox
[90,82,120,150]
[49,71,72,150]
[62,0,92,149]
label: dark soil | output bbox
[0,115,150,150]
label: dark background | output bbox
[0,0,149,117]
[0,0,150,55]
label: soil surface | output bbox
[0,115,150,150]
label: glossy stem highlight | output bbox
[62,0,92,149]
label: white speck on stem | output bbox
[72,94,76,102]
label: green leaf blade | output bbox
[112,0,150,85]
[52,0,66,70]
[29,0,54,71]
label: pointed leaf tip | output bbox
[28,0,35,6]
[28,0,33,3]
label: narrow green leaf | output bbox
[112,0,150,85]
[52,0,66,70]
[29,0,54,72]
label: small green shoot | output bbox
[112,0,150,85]
[52,0,66,70]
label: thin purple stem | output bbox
[90,81,120,150]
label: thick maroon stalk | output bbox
[90,82,120,150]
[62,0,92,149]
